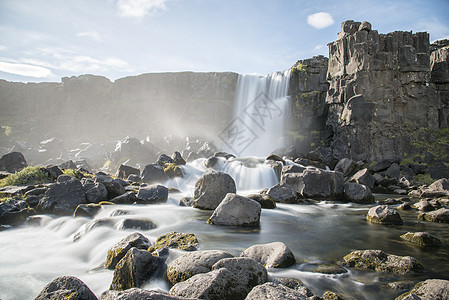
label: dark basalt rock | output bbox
[0,152,27,173]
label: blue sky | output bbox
[0,0,448,82]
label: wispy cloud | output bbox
[76,31,102,42]
[0,45,6,51]
[116,0,168,19]
[0,61,53,78]
[415,19,449,42]
[307,12,335,29]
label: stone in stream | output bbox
[35,275,97,300]
[148,232,199,252]
[0,198,31,226]
[169,268,246,300]
[136,184,168,203]
[116,218,157,230]
[73,203,104,218]
[212,257,267,295]
[82,181,108,203]
[141,163,168,184]
[246,193,276,209]
[100,288,195,300]
[171,151,186,166]
[105,232,151,270]
[420,178,449,197]
[37,175,86,215]
[267,183,298,203]
[241,241,296,268]
[110,247,164,291]
[165,250,234,285]
[400,232,442,248]
[343,182,374,204]
[395,279,449,300]
[366,205,403,225]
[207,193,261,226]
[341,250,423,275]
[245,282,309,300]
[418,208,449,223]
[271,277,313,297]
[109,191,138,204]
[413,199,441,212]
[193,171,236,210]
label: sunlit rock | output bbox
[207,193,261,226]
[35,275,97,300]
[193,172,236,210]
[105,232,151,270]
[241,241,295,268]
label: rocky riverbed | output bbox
[1,142,449,300]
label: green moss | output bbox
[0,166,50,187]
[291,63,308,74]
[163,163,183,178]
[148,231,199,252]
[414,173,435,185]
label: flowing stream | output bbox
[1,158,449,300]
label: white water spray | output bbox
[221,70,291,157]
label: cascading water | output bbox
[221,70,291,157]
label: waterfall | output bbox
[220,70,291,157]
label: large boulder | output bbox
[420,178,449,197]
[343,182,374,204]
[117,164,140,180]
[366,205,403,225]
[37,175,86,215]
[207,193,261,226]
[136,185,169,203]
[395,279,449,300]
[241,242,296,268]
[35,275,97,300]
[169,268,246,300]
[0,198,30,225]
[141,164,168,184]
[400,232,442,248]
[281,168,344,200]
[342,250,423,275]
[0,152,27,173]
[245,282,308,300]
[349,168,375,189]
[83,181,108,203]
[100,288,194,300]
[212,257,267,295]
[110,247,164,291]
[246,193,276,209]
[105,232,151,270]
[193,172,236,210]
[172,151,186,166]
[334,158,357,177]
[418,208,449,223]
[165,250,233,285]
[148,232,199,252]
[267,183,298,203]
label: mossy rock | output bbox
[322,291,346,300]
[163,163,183,178]
[400,232,442,248]
[105,232,151,270]
[148,231,199,253]
[0,166,51,187]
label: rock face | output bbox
[396,279,449,300]
[35,275,97,300]
[193,172,236,210]
[0,152,27,173]
[165,250,233,285]
[342,249,423,275]
[241,242,296,268]
[366,205,403,225]
[207,193,261,226]
[38,175,86,215]
[325,20,444,162]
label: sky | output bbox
[0,0,448,83]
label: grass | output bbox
[414,173,435,185]
[62,169,92,180]
[0,166,51,187]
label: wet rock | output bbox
[212,257,267,294]
[73,218,116,241]
[100,288,193,300]
[207,193,261,226]
[73,203,103,218]
[267,183,298,203]
[388,281,415,292]
[110,247,164,291]
[281,164,306,176]
[395,279,449,300]
[156,154,173,166]
[400,232,442,248]
[163,163,183,178]
[366,205,403,225]
[204,156,219,168]
[103,180,126,199]
[136,184,168,203]
[281,168,344,200]
[397,203,413,210]
[241,242,295,268]
[343,182,374,204]
[213,151,235,160]
[349,168,375,189]
[35,275,97,300]
[418,208,449,223]
[322,291,346,300]
[148,232,199,252]
[171,151,186,166]
[413,199,441,211]
[109,191,138,204]
[165,250,233,285]
[116,218,157,230]
[342,250,423,275]
[105,232,151,270]
[179,196,193,207]
[141,164,168,184]
[169,268,245,300]
[246,193,276,209]
[0,198,30,225]
[245,282,308,300]
[312,265,348,275]
[271,278,313,297]
[193,172,236,210]
[38,175,86,215]
[127,174,141,183]
[83,182,108,203]
[266,154,286,164]
[0,152,27,173]
[117,164,140,180]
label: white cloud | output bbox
[0,45,7,51]
[307,12,335,29]
[314,45,324,50]
[415,19,449,42]
[116,0,168,19]
[76,31,102,42]
[0,61,52,78]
